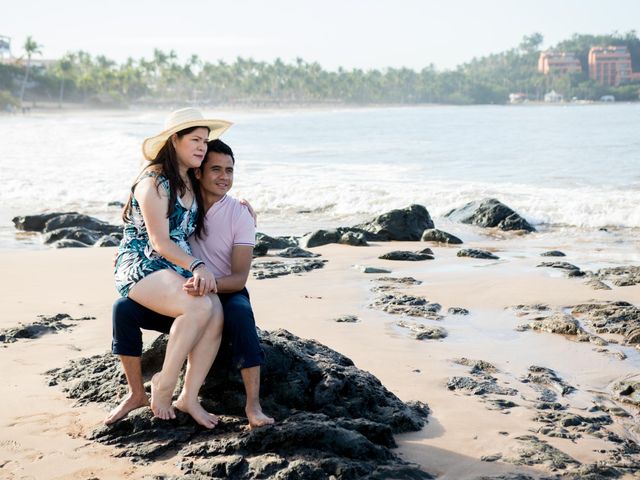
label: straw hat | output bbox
[142,107,233,160]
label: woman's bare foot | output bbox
[104,392,149,425]
[150,373,176,420]
[246,405,275,429]
[174,395,219,429]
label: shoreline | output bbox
[1,231,639,478]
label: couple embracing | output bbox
[107,108,273,429]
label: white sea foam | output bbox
[1,105,639,248]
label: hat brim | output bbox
[142,119,233,161]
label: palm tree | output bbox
[19,36,42,106]
[56,53,74,107]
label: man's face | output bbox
[196,151,234,199]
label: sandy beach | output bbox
[1,229,639,479]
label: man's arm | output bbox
[214,245,253,293]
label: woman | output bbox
[114,107,232,428]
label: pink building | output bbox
[538,52,582,75]
[588,46,633,86]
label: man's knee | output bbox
[112,297,144,356]
[223,295,256,331]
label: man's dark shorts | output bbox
[111,288,265,370]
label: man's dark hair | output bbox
[205,139,235,165]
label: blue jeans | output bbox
[111,288,265,370]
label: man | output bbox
[106,139,274,429]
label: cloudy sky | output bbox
[4,0,639,70]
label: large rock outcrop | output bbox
[48,329,432,479]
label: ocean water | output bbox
[1,104,639,250]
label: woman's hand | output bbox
[240,198,258,227]
[186,264,217,296]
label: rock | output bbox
[585,279,611,290]
[396,320,447,340]
[527,313,583,336]
[94,235,120,247]
[379,251,434,261]
[12,212,78,232]
[43,213,121,235]
[417,247,433,255]
[255,233,299,250]
[339,231,368,246]
[108,201,125,207]
[480,453,503,462]
[503,435,580,469]
[253,241,269,256]
[448,307,469,315]
[355,204,435,241]
[456,249,499,260]
[371,293,443,320]
[593,265,640,287]
[358,266,392,274]
[375,277,422,286]
[0,313,94,344]
[43,227,102,245]
[447,376,518,396]
[571,301,640,346]
[612,381,640,407]
[335,315,359,323]
[48,329,433,478]
[453,358,496,374]
[420,229,463,244]
[277,246,320,258]
[445,198,535,232]
[520,366,576,401]
[252,259,327,280]
[51,239,90,248]
[540,250,566,257]
[301,229,342,248]
[537,261,584,277]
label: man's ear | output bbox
[194,167,202,180]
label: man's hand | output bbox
[183,275,217,296]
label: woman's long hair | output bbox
[122,126,207,237]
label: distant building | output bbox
[544,90,563,103]
[599,95,615,102]
[538,51,582,75]
[588,46,633,86]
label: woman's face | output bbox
[172,127,209,170]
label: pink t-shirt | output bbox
[189,195,255,278]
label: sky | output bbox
[3,0,639,71]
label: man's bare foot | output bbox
[174,395,219,429]
[150,373,176,420]
[104,392,149,425]
[246,405,275,429]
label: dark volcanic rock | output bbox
[371,293,443,320]
[453,358,496,374]
[447,375,518,396]
[252,259,327,280]
[301,229,343,248]
[571,301,640,346]
[503,435,579,470]
[520,366,576,402]
[43,227,103,246]
[253,241,269,256]
[0,313,95,344]
[277,246,320,258]
[255,233,298,250]
[355,204,435,241]
[533,410,612,440]
[335,315,359,323]
[95,235,121,247]
[43,213,121,235]
[456,248,499,260]
[593,265,640,287]
[339,231,368,246]
[537,261,584,277]
[379,251,434,261]
[420,228,463,245]
[612,381,640,407]
[448,307,469,315]
[540,250,566,257]
[12,212,79,232]
[526,313,583,336]
[48,329,433,478]
[396,320,447,340]
[51,239,90,248]
[445,198,535,232]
